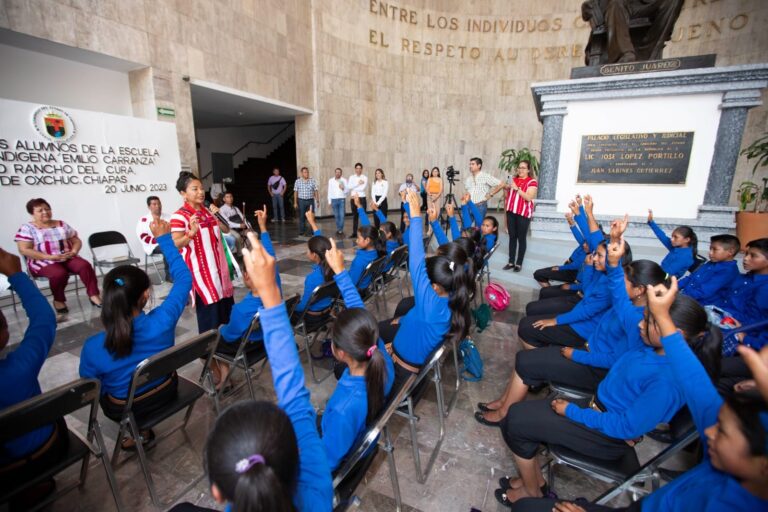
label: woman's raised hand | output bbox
[324,238,346,275]
[609,214,629,242]
[606,237,625,267]
[241,232,280,307]
[645,277,678,337]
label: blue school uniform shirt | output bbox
[566,346,683,440]
[648,220,694,278]
[79,234,193,398]
[349,248,378,289]
[679,260,740,306]
[570,261,644,369]
[640,332,768,511]
[556,271,611,339]
[0,272,57,464]
[561,226,587,271]
[258,302,332,511]
[321,271,395,471]
[220,232,280,344]
[714,272,768,349]
[392,217,451,366]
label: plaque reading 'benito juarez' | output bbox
[578,132,694,185]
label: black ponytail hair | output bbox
[425,255,473,347]
[625,259,669,290]
[358,225,387,258]
[205,401,298,512]
[380,221,402,246]
[437,241,477,284]
[674,225,698,256]
[307,235,334,282]
[724,395,768,457]
[654,294,722,381]
[176,170,200,192]
[331,309,386,424]
[102,265,151,358]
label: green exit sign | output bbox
[157,107,176,117]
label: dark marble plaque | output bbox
[578,132,694,184]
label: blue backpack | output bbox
[459,338,483,382]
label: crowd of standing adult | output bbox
[263,158,539,270]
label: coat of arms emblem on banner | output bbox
[33,106,76,142]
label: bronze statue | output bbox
[582,0,684,66]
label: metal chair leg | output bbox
[92,420,125,511]
[382,426,402,512]
[129,415,161,506]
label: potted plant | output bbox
[498,147,540,176]
[736,132,768,249]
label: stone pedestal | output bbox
[529,63,768,242]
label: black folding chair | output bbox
[332,372,417,512]
[293,281,341,383]
[10,257,82,312]
[88,231,141,277]
[0,378,123,511]
[110,330,218,507]
[376,245,409,301]
[545,407,696,504]
[355,256,388,310]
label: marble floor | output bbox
[0,213,695,512]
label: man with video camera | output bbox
[463,157,502,220]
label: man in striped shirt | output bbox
[463,157,502,220]
[136,195,171,281]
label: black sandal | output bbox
[121,429,155,452]
[476,402,498,413]
[474,410,502,427]
[498,476,552,496]
[494,488,513,508]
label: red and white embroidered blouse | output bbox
[505,176,538,219]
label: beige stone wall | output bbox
[0,0,314,173]
[298,0,768,211]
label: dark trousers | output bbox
[502,398,632,460]
[518,315,587,348]
[511,498,641,512]
[373,197,388,228]
[717,355,751,399]
[32,256,99,302]
[297,198,314,234]
[351,196,367,234]
[99,374,179,423]
[195,293,234,334]
[538,286,579,300]
[516,346,608,392]
[378,297,415,343]
[506,212,531,266]
[533,266,578,285]
[291,308,332,332]
[525,295,581,316]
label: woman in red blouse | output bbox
[503,160,538,272]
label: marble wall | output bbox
[1,0,766,209]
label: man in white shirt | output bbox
[463,157,502,220]
[136,196,171,282]
[327,167,348,235]
[348,162,368,238]
[398,173,419,232]
[219,191,246,253]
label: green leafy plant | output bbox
[739,132,768,212]
[498,148,540,177]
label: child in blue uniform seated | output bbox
[379,191,474,393]
[647,208,697,279]
[679,233,740,306]
[367,201,403,271]
[534,211,587,290]
[320,239,395,471]
[170,233,332,512]
[508,279,768,512]
[0,248,60,509]
[290,210,334,330]
[350,195,386,288]
[496,285,722,506]
[79,219,192,450]
[477,238,668,427]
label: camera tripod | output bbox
[439,178,459,234]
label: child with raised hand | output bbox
[678,233,741,306]
[291,209,334,327]
[318,238,394,471]
[381,190,474,393]
[80,218,192,449]
[533,204,588,293]
[214,205,281,383]
[350,194,386,288]
[171,232,332,512]
[367,200,403,272]
[647,208,697,278]
[496,275,722,506]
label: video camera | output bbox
[446,165,460,184]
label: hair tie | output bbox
[449,261,455,271]
[235,454,265,474]
[664,273,669,281]
[114,278,125,287]
[366,345,377,358]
